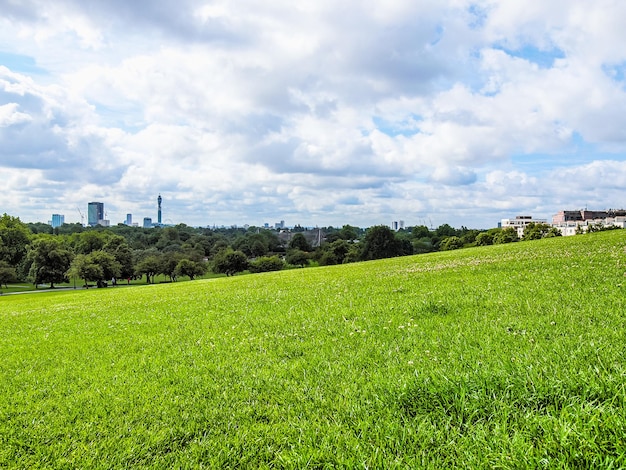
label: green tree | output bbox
[286,249,310,267]
[88,251,122,284]
[475,231,495,246]
[27,237,73,288]
[27,222,53,234]
[135,255,161,284]
[103,235,134,279]
[174,259,206,280]
[360,225,404,261]
[412,225,431,239]
[213,249,248,276]
[493,227,519,244]
[75,231,108,254]
[522,222,562,240]
[249,256,284,273]
[288,233,312,252]
[0,214,32,269]
[339,225,358,241]
[0,260,18,288]
[160,252,183,281]
[156,227,181,251]
[316,239,354,265]
[67,254,103,288]
[435,224,457,238]
[440,236,463,251]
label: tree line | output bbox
[0,213,571,289]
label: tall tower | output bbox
[87,202,104,226]
[157,194,162,225]
[51,214,65,228]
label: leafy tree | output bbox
[67,254,102,288]
[0,260,17,288]
[343,244,361,263]
[174,259,206,280]
[75,230,108,254]
[440,236,463,251]
[160,251,183,281]
[522,222,561,240]
[27,237,73,288]
[435,224,457,238]
[156,227,181,251]
[88,251,122,283]
[319,251,339,266]
[339,225,358,241]
[412,238,435,254]
[412,225,431,239]
[101,235,135,279]
[360,225,405,261]
[459,228,480,246]
[213,249,248,276]
[109,243,134,279]
[210,240,231,258]
[260,230,283,253]
[185,234,213,257]
[320,239,352,265]
[249,256,284,273]
[0,214,32,268]
[288,233,312,252]
[56,223,84,235]
[233,233,269,257]
[286,249,310,267]
[475,231,495,246]
[135,255,161,284]
[493,227,518,244]
[27,222,53,234]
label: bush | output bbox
[213,249,249,276]
[249,256,284,273]
[286,250,309,267]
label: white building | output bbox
[500,215,547,238]
[551,209,626,236]
[391,220,405,231]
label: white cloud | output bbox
[0,102,32,126]
[0,0,626,228]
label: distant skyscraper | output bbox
[143,217,153,228]
[125,213,132,225]
[157,194,162,225]
[391,220,405,231]
[87,202,104,226]
[51,214,65,228]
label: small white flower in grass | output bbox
[408,360,414,365]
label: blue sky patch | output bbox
[602,62,626,85]
[496,44,565,69]
[467,4,488,30]
[0,52,47,75]
[372,115,421,137]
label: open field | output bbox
[1,231,625,468]
[0,272,227,295]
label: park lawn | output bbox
[0,230,625,468]
[1,270,227,295]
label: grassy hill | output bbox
[1,231,625,468]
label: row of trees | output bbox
[3,213,600,289]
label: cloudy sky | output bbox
[1,1,626,229]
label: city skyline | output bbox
[2,2,626,228]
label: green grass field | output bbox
[1,231,625,468]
